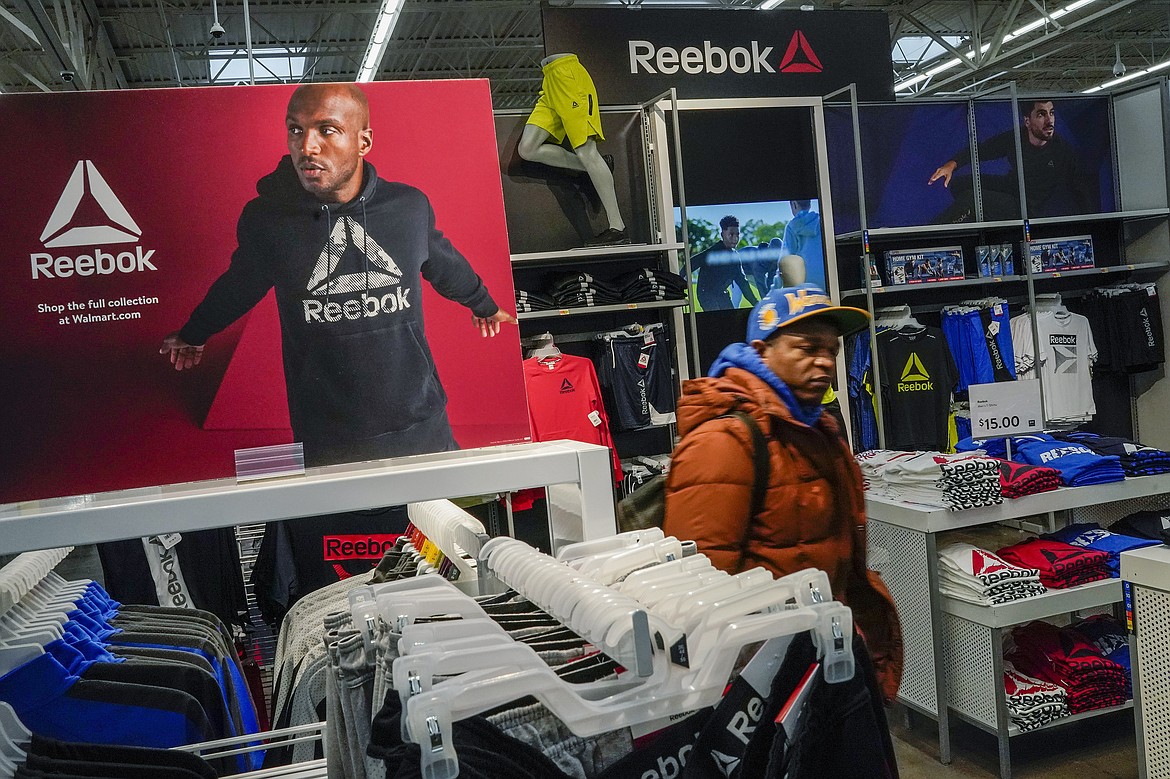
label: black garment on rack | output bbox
[250,506,410,627]
[736,632,898,779]
[368,686,574,779]
[1079,287,1164,374]
[876,326,958,451]
[96,527,248,629]
[30,736,217,779]
[596,329,675,432]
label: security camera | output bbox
[60,70,74,82]
[210,21,225,39]
[1113,60,1127,78]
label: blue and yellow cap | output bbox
[747,284,870,343]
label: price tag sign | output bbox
[969,380,1044,437]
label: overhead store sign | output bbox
[542,6,893,103]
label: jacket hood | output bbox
[706,342,823,427]
[256,155,379,211]
[786,210,820,238]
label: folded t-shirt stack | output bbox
[1070,615,1131,694]
[1054,431,1170,477]
[995,459,1062,498]
[1010,434,1126,486]
[938,543,1046,605]
[880,451,1003,510]
[1008,621,1129,714]
[1112,509,1170,541]
[515,288,556,313]
[854,450,922,495]
[1003,662,1070,731]
[1041,522,1160,576]
[613,269,687,302]
[549,272,625,308]
[997,538,1110,589]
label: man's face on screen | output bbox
[1024,102,1056,145]
[720,224,740,251]
[286,85,372,203]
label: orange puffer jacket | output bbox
[663,366,904,701]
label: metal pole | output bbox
[243,0,256,85]
[839,83,886,450]
[667,88,701,374]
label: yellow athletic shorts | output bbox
[526,54,605,149]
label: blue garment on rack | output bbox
[846,331,879,451]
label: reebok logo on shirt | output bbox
[1038,444,1094,463]
[560,378,574,393]
[323,534,400,561]
[898,353,933,391]
[303,217,411,323]
[1050,333,1079,374]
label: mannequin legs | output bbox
[518,125,625,232]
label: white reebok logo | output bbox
[306,216,401,296]
[40,160,142,248]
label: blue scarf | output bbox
[708,342,823,428]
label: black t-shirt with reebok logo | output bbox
[876,326,958,451]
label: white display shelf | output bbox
[866,473,1170,534]
[517,299,687,320]
[1006,700,1133,737]
[510,242,685,265]
[837,219,1024,242]
[840,274,1020,299]
[1030,261,1169,282]
[942,578,1122,629]
[0,440,618,555]
[1120,544,1170,589]
[1030,207,1170,226]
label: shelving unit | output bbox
[1121,545,1170,779]
[510,242,686,265]
[517,299,688,320]
[0,440,619,557]
[867,472,1170,778]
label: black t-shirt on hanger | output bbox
[876,326,958,451]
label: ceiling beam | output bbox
[911,0,1150,97]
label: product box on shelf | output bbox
[976,243,1015,277]
[884,246,964,285]
[860,255,883,290]
[1028,236,1095,273]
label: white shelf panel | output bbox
[1030,261,1169,282]
[0,440,616,555]
[1030,208,1170,226]
[511,242,684,265]
[866,472,1170,534]
[837,219,1024,242]
[1121,544,1170,590]
[1006,700,1133,737]
[942,578,1122,628]
[517,299,687,320]
[840,275,1021,299]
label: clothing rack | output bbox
[404,500,490,581]
[378,530,856,779]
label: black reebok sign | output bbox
[542,6,894,103]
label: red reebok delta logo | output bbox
[779,31,822,73]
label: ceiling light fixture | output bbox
[894,0,1099,93]
[1083,57,1170,94]
[357,0,407,83]
[758,0,786,9]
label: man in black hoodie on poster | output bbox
[160,83,516,466]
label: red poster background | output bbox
[0,80,530,504]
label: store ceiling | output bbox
[0,0,1168,104]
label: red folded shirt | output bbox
[997,538,1109,584]
[996,459,1062,498]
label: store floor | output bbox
[891,706,1139,778]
